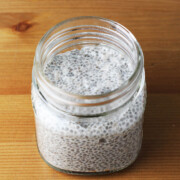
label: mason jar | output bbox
[31,16,146,175]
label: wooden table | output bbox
[0,0,179,179]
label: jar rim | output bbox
[34,16,144,100]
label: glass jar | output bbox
[31,16,146,175]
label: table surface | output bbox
[0,0,180,179]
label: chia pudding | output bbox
[32,45,146,174]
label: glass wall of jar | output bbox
[31,16,146,175]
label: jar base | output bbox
[45,161,119,176]
[38,150,139,176]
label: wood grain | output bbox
[0,94,180,179]
[0,0,179,93]
[0,0,180,179]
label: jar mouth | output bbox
[35,16,143,101]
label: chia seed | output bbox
[32,45,146,173]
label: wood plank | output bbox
[0,0,179,93]
[0,0,180,178]
[0,94,179,179]
[0,50,179,95]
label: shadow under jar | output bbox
[31,16,147,175]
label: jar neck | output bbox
[33,16,144,116]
